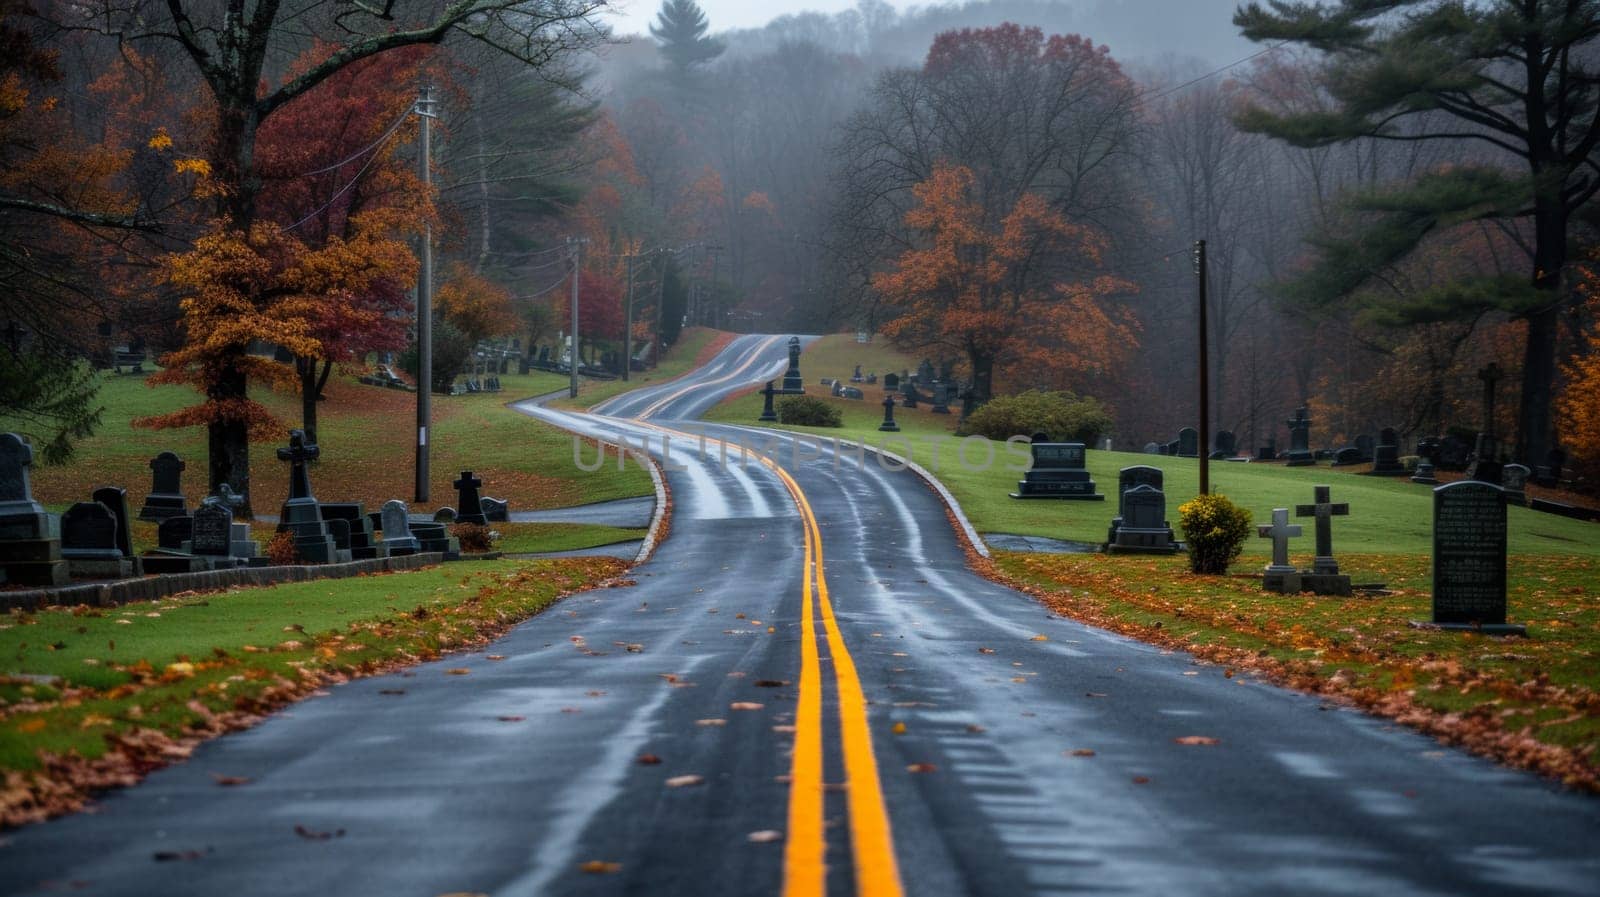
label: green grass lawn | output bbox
[5,364,653,518]
[997,550,1600,790]
[0,556,626,823]
[492,522,646,554]
[705,360,1600,559]
[550,327,731,411]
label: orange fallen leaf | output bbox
[696,718,726,727]
[1132,776,1150,784]
[211,773,252,786]
[446,668,471,676]
[1030,634,1049,642]
[665,775,704,788]
[497,715,526,722]
[978,647,996,654]
[486,655,506,661]
[579,861,622,874]
[1068,749,1096,757]
[637,754,662,765]
[754,680,788,687]
[730,702,764,711]
[891,722,907,735]
[906,763,937,773]
[1174,736,1219,746]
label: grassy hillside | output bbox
[705,336,1600,559]
[6,365,653,524]
[550,327,734,410]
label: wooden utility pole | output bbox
[567,237,583,399]
[413,83,437,503]
[1197,239,1211,496]
[622,251,634,382]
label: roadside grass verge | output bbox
[10,366,652,518]
[990,551,1600,791]
[492,523,646,554]
[550,327,733,411]
[705,378,1600,558]
[0,556,626,826]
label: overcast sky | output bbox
[607,0,859,36]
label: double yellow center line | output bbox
[633,335,783,419]
[630,421,902,897]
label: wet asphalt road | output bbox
[2,335,1597,897]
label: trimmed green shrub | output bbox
[1177,493,1253,574]
[777,395,842,428]
[958,390,1113,443]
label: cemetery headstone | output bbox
[900,381,918,409]
[61,501,122,562]
[1010,442,1103,500]
[883,372,900,391]
[92,486,134,558]
[851,364,864,383]
[0,433,67,586]
[454,471,488,525]
[434,507,457,524]
[916,360,935,385]
[781,336,805,393]
[1534,447,1566,488]
[1210,430,1236,460]
[1106,465,1164,544]
[1412,435,1441,484]
[1501,464,1530,506]
[321,502,381,560]
[841,386,865,400]
[190,502,234,557]
[1256,508,1303,594]
[1418,481,1522,635]
[878,394,900,432]
[1143,442,1160,454]
[1466,363,1503,484]
[1436,435,1471,471]
[138,451,189,520]
[1255,436,1276,462]
[158,515,193,550]
[1293,485,1352,596]
[831,381,845,397]
[1331,447,1364,467]
[930,384,951,414]
[1368,427,1406,476]
[380,500,420,555]
[1176,427,1199,458]
[1285,407,1314,466]
[411,521,460,560]
[274,430,338,563]
[481,497,510,522]
[1354,434,1376,462]
[1106,484,1178,554]
[759,380,778,422]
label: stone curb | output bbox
[0,552,445,613]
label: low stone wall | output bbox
[1,552,445,613]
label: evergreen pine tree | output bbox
[1234,1,1600,465]
[649,0,725,71]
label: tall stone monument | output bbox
[0,433,67,586]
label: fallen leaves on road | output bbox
[696,718,726,727]
[446,668,471,676]
[378,689,406,695]
[665,775,704,788]
[294,825,345,840]
[637,754,662,765]
[579,861,622,874]
[1131,776,1150,784]
[731,702,764,711]
[497,716,526,722]
[754,679,788,687]
[978,647,996,655]
[966,724,986,734]
[747,830,783,843]
[210,773,251,786]
[1174,736,1219,746]
[891,722,907,735]
[486,655,506,661]
[152,848,210,862]
[1067,749,1095,757]
[1085,692,1108,698]
[1030,635,1049,642]
[906,763,937,774]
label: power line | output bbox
[1139,41,1288,105]
[290,104,413,179]
[284,132,396,231]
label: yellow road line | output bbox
[628,420,903,897]
[633,335,782,419]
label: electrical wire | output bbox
[284,132,396,231]
[1139,41,1288,105]
[289,104,414,179]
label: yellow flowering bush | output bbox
[1177,493,1252,574]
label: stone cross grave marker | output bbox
[1257,508,1303,593]
[277,431,320,501]
[1420,480,1522,635]
[1467,363,1504,484]
[759,380,778,422]
[1286,407,1314,466]
[454,471,487,525]
[781,336,804,393]
[878,394,899,432]
[1295,485,1349,575]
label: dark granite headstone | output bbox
[138,451,188,520]
[1331,447,1363,467]
[1011,442,1103,500]
[1210,430,1236,460]
[481,497,509,523]
[434,507,457,524]
[883,373,900,391]
[191,503,233,556]
[1427,481,1517,632]
[61,502,121,559]
[91,487,134,558]
[454,471,487,525]
[1107,484,1178,554]
[1255,437,1276,462]
[1354,434,1375,461]
[1501,464,1530,506]
[1143,442,1160,454]
[1176,427,1199,458]
[842,386,865,400]
[759,380,778,423]
[158,515,192,550]
[780,336,805,394]
[1285,407,1314,466]
[0,433,67,586]
[1369,428,1406,476]
[380,500,419,555]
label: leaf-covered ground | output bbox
[991,551,1600,791]
[0,557,627,826]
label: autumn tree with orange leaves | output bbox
[872,163,1136,404]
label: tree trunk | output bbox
[1520,199,1566,465]
[967,345,994,408]
[207,367,252,518]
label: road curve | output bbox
[2,335,1596,897]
